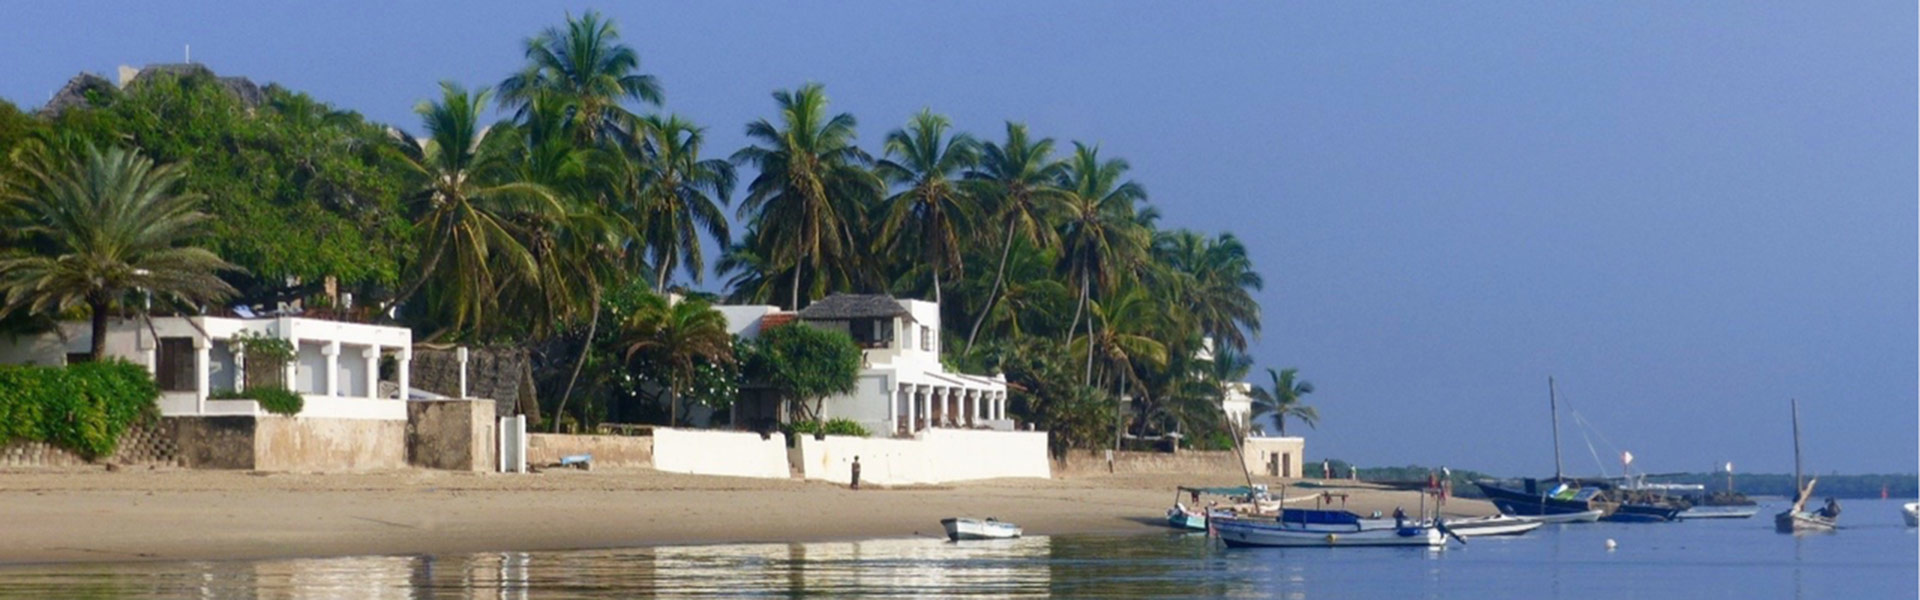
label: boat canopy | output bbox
[1177,486,1264,496]
[1280,509,1364,526]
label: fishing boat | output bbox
[941,517,1022,541]
[1901,502,1917,528]
[1477,477,1613,520]
[1166,486,1264,530]
[1212,509,1452,548]
[1774,399,1838,534]
[1524,508,1606,523]
[1679,505,1760,520]
[1435,514,1544,537]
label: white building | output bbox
[1221,381,1254,433]
[0,315,413,420]
[720,294,1011,437]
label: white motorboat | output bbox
[1678,505,1760,520]
[941,517,1022,541]
[1436,514,1544,537]
[1521,509,1605,524]
[1900,502,1917,528]
[1213,509,1450,548]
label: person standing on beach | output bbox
[851,456,862,490]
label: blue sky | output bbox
[2,2,1912,476]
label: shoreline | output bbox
[0,467,1494,565]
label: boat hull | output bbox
[941,518,1022,541]
[1677,506,1759,520]
[1601,503,1684,523]
[1524,509,1604,523]
[1773,510,1836,534]
[1902,503,1918,528]
[1439,515,1544,537]
[1214,519,1444,547]
[1167,509,1208,531]
[1477,481,1603,518]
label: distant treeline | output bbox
[1333,462,1918,500]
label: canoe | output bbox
[941,517,1022,541]
[1213,509,1447,548]
[1677,505,1759,520]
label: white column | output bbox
[906,386,917,433]
[284,337,300,394]
[919,386,932,431]
[193,337,210,414]
[457,346,470,399]
[232,345,247,391]
[362,345,381,400]
[397,346,412,400]
[998,392,1007,420]
[886,380,897,432]
[967,390,979,426]
[322,341,340,397]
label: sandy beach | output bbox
[0,467,1493,565]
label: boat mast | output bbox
[1790,398,1803,499]
[1549,377,1564,481]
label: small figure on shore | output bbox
[1322,459,1331,479]
[1393,507,1407,528]
[851,456,862,490]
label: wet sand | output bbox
[0,467,1493,564]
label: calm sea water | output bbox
[1,499,1912,599]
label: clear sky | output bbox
[3,2,1912,476]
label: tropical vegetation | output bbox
[0,10,1301,455]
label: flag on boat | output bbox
[1724,462,1733,473]
[1621,451,1634,465]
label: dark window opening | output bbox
[849,318,894,349]
[156,337,195,392]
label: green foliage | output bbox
[785,418,872,438]
[231,331,294,362]
[737,324,861,421]
[993,337,1114,458]
[210,386,304,416]
[0,361,159,459]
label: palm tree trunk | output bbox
[963,217,1018,354]
[1083,302,1096,387]
[789,234,804,311]
[381,243,447,319]
[88,296,110,362]
[552,286,601,433]
[668,384,680,428]
[1066,275,1087,344]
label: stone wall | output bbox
[408,399,497,471]
[172,416,408,471]
[1053,449,1249,477]
[0,422,179,468]
[526,433,653,469]
[173,417,259,469]
[409,346,533,420]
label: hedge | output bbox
[209,386,304,415]
[785,418,872,439]
[0,360,160,459]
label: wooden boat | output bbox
[1166,486,1270,530]
[1436,514,1544,537]
[941,517,1022,541]
[1213,509,1449,547]
[1774,399,1838,534]
[1477,478,1613,520]
[1900,502,1917,528]
[1525,508,1605,523]
[1678,505,1760,520]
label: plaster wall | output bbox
[407,399,497,471]
[526,433,653,468]
[793,428,1050,486]
[651,427,788,479]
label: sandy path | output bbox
[0,467,1492,564]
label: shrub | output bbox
[209,386,304,416]
[0,360,159,459]
[784,418,872,439]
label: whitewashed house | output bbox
[720,294,1012,437]
[0,315,413,420]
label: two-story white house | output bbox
[719,294,1011,437]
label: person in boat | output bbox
[1819,497,1841,519]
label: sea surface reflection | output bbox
[0,499,1914,599]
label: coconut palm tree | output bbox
[619,292,734,427]
[498,10,662,144]
[1069,286,1169,392]
[630,114,735,290]
[875,109,979,307]
[731,83,882,310]
[0,145,241,360]
[1056,143,1148,378]
[1250,367,1317,436]
[387,82,562,339]
[1154,230,1263,351]
[961,122,1069,353]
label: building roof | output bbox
[796,294,912,321]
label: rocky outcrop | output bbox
[39,63,267,117]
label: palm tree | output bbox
[1154,230,1263,351]
[0,145,241,360]
[498,10,662,143]
[875,109,979,307]
[1250,367,1318,436]
[387,82,562,339]
[619,293,734,427]
[630,114,735,290]
[1070,286,1169,392]
[731,83,882,310]
[961,122,1069,353]
[1056,143,1148,378]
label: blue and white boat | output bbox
[1213,509,1450,548]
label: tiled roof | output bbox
[796,294,911,320]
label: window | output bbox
[920,326,932,351]
[848,318,894,349]
[155,337,195,392]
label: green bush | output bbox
[0,360,159,459]
[785,418,872,439]
[209,386,304,416]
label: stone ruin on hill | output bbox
[39,62,267,117]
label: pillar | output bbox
[284,336,300,394]
[457,346,470,399]
[362,344,381,400]
[397,346,412,400]
[322,341,341,397]
[887,380,898,432]
[920,386,933,431]
[193,336,211,414]
[233,345,247,391]
[906,386,918,433]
